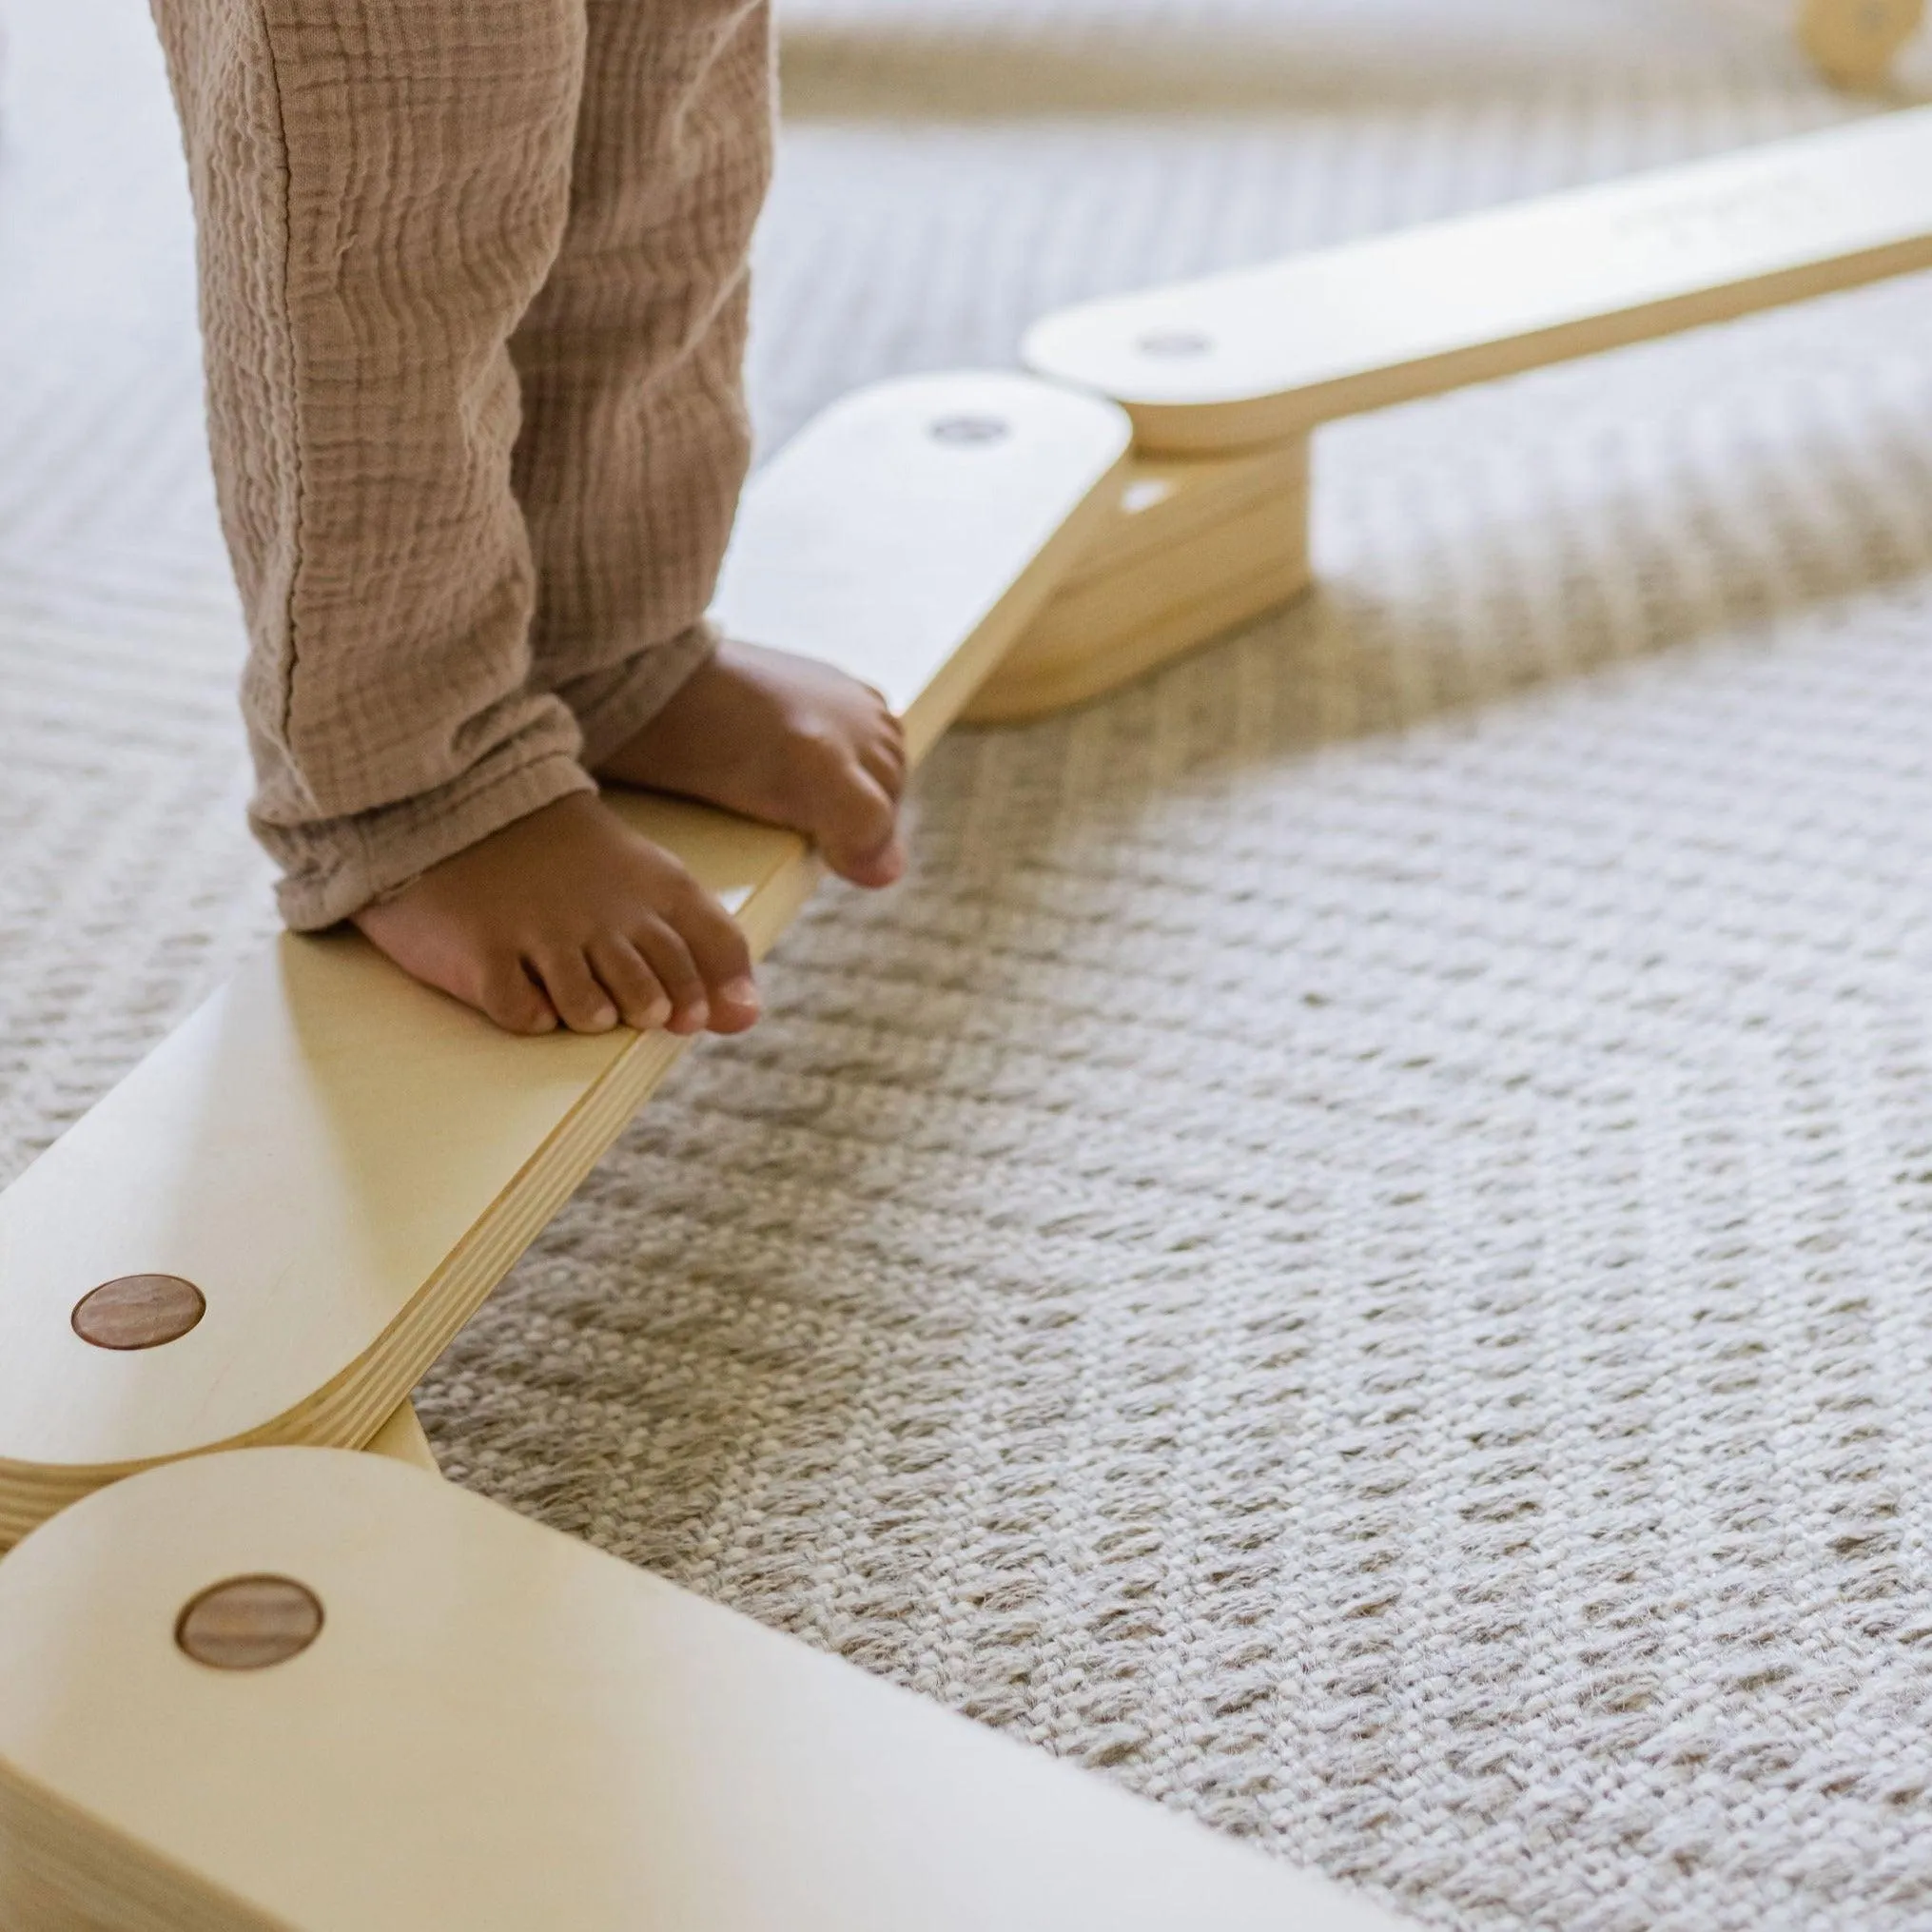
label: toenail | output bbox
[721,976,760,1010]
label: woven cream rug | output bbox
[7,1,1932,1925]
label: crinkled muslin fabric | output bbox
[6,2,1932,1927]
[147,0,770,927]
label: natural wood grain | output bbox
[1024,107,1932,452]
[175,1576,324,1672]
[966,442,1310,721]
[1800,0,1924,87]
[68,1275,205,1352]
[0,374,1130,1550]
[1054,443,1309,590]
[0,1449,1410,1932]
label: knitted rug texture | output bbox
[5,3,1932,1926]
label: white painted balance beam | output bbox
[0,1447,1410,1932]
[1023,106,1932,454]
[0,373,1130,1551]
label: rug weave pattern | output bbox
[5,3,1932,1926]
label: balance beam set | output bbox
[2,106,1930,1929]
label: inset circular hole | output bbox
[928,414,1010,446]
[176,1575,324,1671]
[1137,328,1214,359]
[71,1274,206,1351]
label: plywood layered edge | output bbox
[0,1448,1412,1932]
[0,372,1132,1550]
[1023,106,1932,452]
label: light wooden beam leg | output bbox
[0,373,1129,1551]
[0,1448,1409,1932]
[965,439,1311,724]
[1799,0,1924,88]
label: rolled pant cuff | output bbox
[564,620,720,772]
[265,745,598,932]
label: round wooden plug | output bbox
[70,1274,206,1350]
[176,1576,325,1670]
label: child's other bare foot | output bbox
[353,792,761,1038]
[595,640,907,889]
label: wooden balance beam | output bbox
[969,104,1932,720]
[0,1447,1407,1931]
[0,371,1130,1551]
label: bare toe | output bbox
[478,960,560,1037]
[842,836,907,890]
[863,733,907,799]
[631,916,711,1035]
[815,766,905,888]
[665,888,759,1034]
[588,934,672,1033]
[531,946,619,1035]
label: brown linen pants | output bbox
[150,0,772,929]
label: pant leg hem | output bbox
[564,620,720,771]
[267,745,597,931]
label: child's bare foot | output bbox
[595,640,907,888]
[353,792,761,1038]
